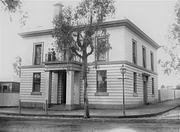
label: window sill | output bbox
[133,92,138,97]
[31,92,42,95]
[97,60,106,62]
[95,92,109,96]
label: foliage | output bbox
[13,56,22,77]
[52,7,74,61]
[96,31,111,58]
[0,0,21,12]
[97,38,111,54]
[0,0,28,26]
[52,0,115,60]
[159,0,180,75]
[52,0,115,118]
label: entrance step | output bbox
[48,104,67,111]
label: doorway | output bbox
[50,70,66,105]
[61,70,66,104]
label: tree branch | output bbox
[87,41,94,56]
[76,31,83,48]
[71,46,82,58]
[1,0,6,6]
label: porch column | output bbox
[51,72,58,104]
[74,71,80,104]
[45,71,52,104]
[45,71,50,102]
[66,70,74,105]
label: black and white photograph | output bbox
[0,0,180,131]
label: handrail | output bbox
[45,53,81,63]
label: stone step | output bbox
[48,104,67,111]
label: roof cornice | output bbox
[19,19,160,49]
[19,28,53,38]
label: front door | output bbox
[143,75,148,104]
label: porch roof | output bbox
[44,61,82,71]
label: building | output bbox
[0,81,20,107]
[0,81,20,93]
[18,4,160,110]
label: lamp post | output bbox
[120,64,126,116]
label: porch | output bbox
[44,58,82,110]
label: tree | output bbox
[13,56,22,77]
[52,0,115,118]
[0,0,28,25]
[0,0,21,13]
[159,0,180,75]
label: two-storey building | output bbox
[19,4,160,110]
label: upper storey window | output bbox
[97,37,109,61]
[142,46,146,68]
[33,42,43,65]
[150,51,154,71]
[132,40,137,64]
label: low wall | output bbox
[159,88,180,102]
[0,93,19,106]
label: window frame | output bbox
[133,72,137,94]
[96,36,109,62]
[32,72,41,93]
[150,51,154,71]
[2,85,10,93]
[96,70,107,93]
[11,83,20,93]
[152,78,155,95]
[132,39,137,64]
[142,46,146,68]
[33,42,44,65]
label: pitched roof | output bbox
[19,19,160,49]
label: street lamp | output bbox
[120,64,126,116]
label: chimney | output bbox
[53,2,63,18]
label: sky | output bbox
[0,0,179,87]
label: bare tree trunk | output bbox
[83,56,90,118]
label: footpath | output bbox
[0,99,179,119]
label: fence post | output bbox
[158,90,161,102]
[45,100,48,115]
[19,99,21,114]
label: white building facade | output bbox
[19,19,160,109]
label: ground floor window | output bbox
[97,70,107,92]
[32,73,41,92]
[133,72,137,93]
[152,78,154,95]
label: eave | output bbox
[19,28,53,38]
[19,19,160,49]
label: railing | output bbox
[45,52,81,63]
